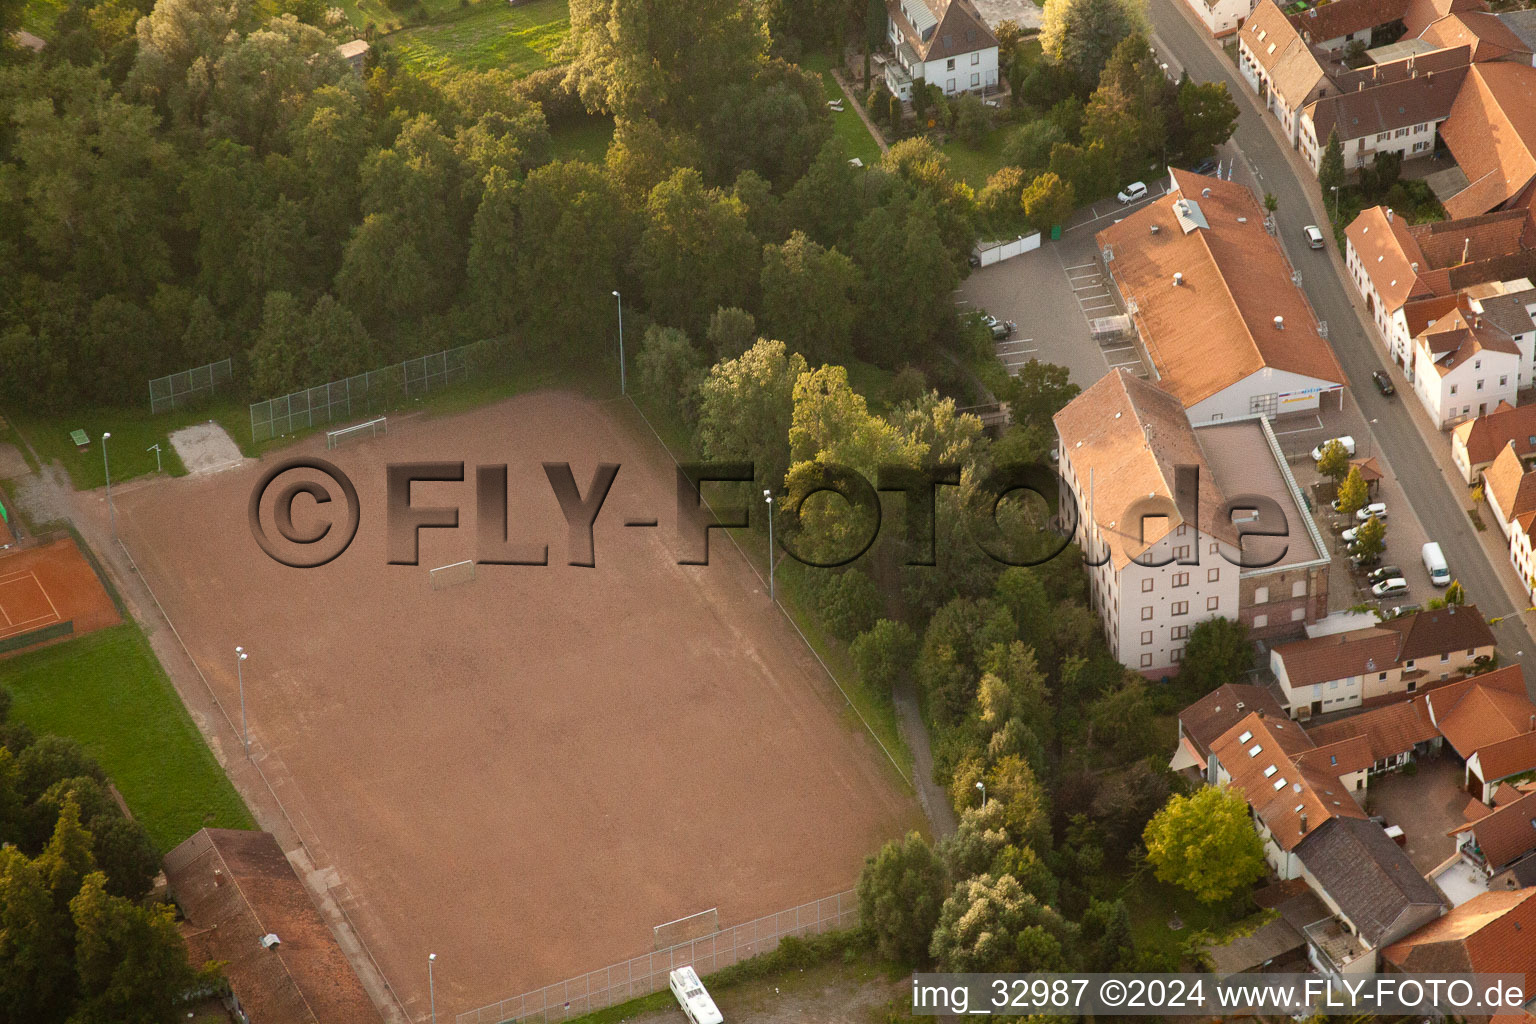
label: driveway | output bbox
[1363,757,1466,875]
[1147,0,1536,688]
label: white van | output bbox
[1311,436,1356,461]
[1422,542,1450,587]
[669,966,724,1024]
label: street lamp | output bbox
[428,953,438,1024]
[102,432,115,539]
[975,780,986,809]
[235,647,249,756]
[611,290,626,395]
[1330,185,1340,221]
[763,489,775,601]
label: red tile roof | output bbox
[1484,441,1536,525]
[1347,206,1437,313]
[1291,0,1409,44]
[1429,665,1536,758]
[1180,683,1291,759]
[1478,730,1536,782]
[1418,10,1532,61]
[1466,790,1536,867]
[1441,64,1536,219]
[1307,697,1441,762]
[1383,887,1536,978]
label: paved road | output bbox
[1147,0,1536,673]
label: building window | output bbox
[1376,132,1390,142]
[1330,679,1340,689]
[971,51,980,64]
[1142,578,1154,592]
[970,72,979,87]
[1451,384,1458,395]
[1208,596,1220,611]
[1501,376,1509,387]
[1292,607,1305,621]
[1141,631,1153,645]
[946,58,955,70]
[1142,606,1153,621]
[1172,601,1189,616]
[1292,580,1306,597]
[1395,127,1409,138]
[1175,545,1191,560]
[1171,647,1183,663]
[1254,613,1268,628]
[1255,586,1269,604]
[1209,541,1220,554]
[1477,380,1485,391]
[1173,572,1190,588]
[1171,625,1189,640]
[1208,568,1220,583]
[1141,654,1153,668]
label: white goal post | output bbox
[429,559,475,590]
[653,907,719,949]
[326,416,387,449]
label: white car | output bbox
[1372,577,1410,598]
[1117,181,1149,204]
[1355,502,1388,522]
[1304,225,1325,249]
[1311,436,1357,461]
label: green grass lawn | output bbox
[548,114,615,163]
[1,624,255,851]
[799,52,883,166]
[942,123,1012,190]
[381,0,569,74]
[6,396,257,495]
[1124,876,1252,961]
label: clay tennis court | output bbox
[115,392,920,1019]
[0,536,120,651]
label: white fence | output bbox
[972,233,1041,267]
[456,889,857,1024]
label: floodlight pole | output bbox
[428,953,438,1024]
[236,648,249,756]
[102,432,115,540]
[764,489,775,601]
[975,780,986,809]
[612,290,626,395]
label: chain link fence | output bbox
[249,342,492,443]
[149,359,233,414]
[457,890,857,1024]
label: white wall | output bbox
[1412,343,1520,429]
[1184,0,1256,38]
[1186,367,1342,423]
[921,47,998,95]
[1300,115,1442,175]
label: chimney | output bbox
[1386,208,1394,222]
[1174,272,1184,286]
[1275,315,1286,330]
[1256,708,1266,719]
[1300,811,1309,834]
[1463,237,1472,264]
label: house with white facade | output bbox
[884,0,999,101]
[1482,441,1536,596]
[1297,59,1468,174]
[1183,0,1261,38]
[1053,369,1329,676]
[1097,170,1347,422]
[1410,307,1521,426]
[1452,399,1536,481]
[1270,604,1496,717]
[1238,0,1337,146]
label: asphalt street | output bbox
[1145,0,1536,674]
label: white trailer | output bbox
[669,966,723,1024]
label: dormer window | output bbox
[1238,730,1253,743]
[1264,765,1278,778]
[1272,777,1287,790]
[1248,743,1263,757]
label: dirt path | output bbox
[893,679,958,838]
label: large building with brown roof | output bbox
[1239,0,1340,144]
[1297,60,1468,175]
[1053,369,1329,675]
[1422,665,1536,801]
[1270,604,1496,716]
[1096,170,1347,422]
[1440,63,1536,218]
[163,829,384,1024]
[1383,887,1536,997]
[1453,399,1536,481]
[882,0,998,101]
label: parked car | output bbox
[1372,577,1410,598]
[1311,436,1357,461]
[1355,503,1389,522]
[968,251,982,268]
[1366,565,1403,584]
[1190,157,1218,175]
[1387,604,1422,618]
[981,312,1015,339]
[1422,541,1451,587]
[1372,370,1396,396]
[1304,224,1325,249]
[1117,181,1149,204]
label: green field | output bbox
[382,0,569,74]
[1,624,255,852]
[798,53,884,166]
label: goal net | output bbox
[429,559,475,590]
[653,908,719,950]
[326,416,387,449]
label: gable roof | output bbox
[1418,10,1532,61]
[1466,791,1536,868]
[1477,730,1536,783]
[162,829,383,1024]
[1485,441,1536,526]
[1295,816,1445,945]
[1244,0,1334,109]
[1456,400,1536,467]
[1180,683,1291,760]
[1428,664,1536,758]
[1414,306,1521,374]
[1272,603,1494,686]
[1210,711,1368,853]
[886,0,998,62]
[1307,697,1441,762]
[1305,64,1467,145]
[1097,171,1345,407]
[1292,0,1408,44]
[1441,63,1536,219]
[1403,0,1487,35]
[1499,9,1536,53]
[1383,887,1536,975]
[1052,370,1237,570]
[1347,206,1437,313]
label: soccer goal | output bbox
[653,907,719,950]
[429,559,475,590]
[326,416,387,449]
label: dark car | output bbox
[1372,370,1396,396]
[1367,565,1404,584]
[1190,157,1218,176]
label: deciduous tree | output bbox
[1143,786,1266,902]
[857,832,950,965]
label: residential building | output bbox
[162,829,384,1024]
[335,39,369,73]
[1269,604,1496,716]
[1439,62,1536,218]
[1053,370,1329,675]
[1292,0,1409,52]
[1484,441,1536,594]
[1307,697,1444,772]
[1382,888,1536,1002]
[1097,170,1347,422]
[1342,204,1536,372]
[884,0,999,101]
[1172,682,1291,773]
[1238,0,1337,145]
[1298,62,1468,174]
[1411,307,1521,427]
[1183,0,1261,38]
[1416,10,1534,63]
[1449,791,1536,879]
[1422,666,1536,802]
[1453,399,1536,481]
